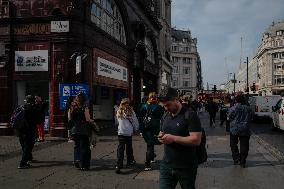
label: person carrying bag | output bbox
[69,93,92,171]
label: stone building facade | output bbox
[171,29,202,98]
[157,0,172,92]
[257,21,284,95]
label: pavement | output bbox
[0,113,284,189]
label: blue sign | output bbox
[59,83,90,110]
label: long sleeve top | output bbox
[117,112,139,136]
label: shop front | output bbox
[93,48,129,121]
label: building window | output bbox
[183,67,190,74]
[183,58,191,64]
[273,53,279,59]
[183,80,189,87]
[145,37,155,63]
[172,80,178,87]
[276,30,283,36]
[172,56,180,63]
[91,0,126,45]
[172,46,178,52]
[274,75,284,85]
[281,52,284,59]
[173,66,178,73]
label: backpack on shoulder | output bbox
[184,111,208,164]
[10,105,28,133]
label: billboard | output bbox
[15,50,48,72]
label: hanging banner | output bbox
[15,50,48,72]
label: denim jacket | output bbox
[228,103,251,136]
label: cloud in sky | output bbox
[172,0,284,87]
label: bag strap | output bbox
[160,111,169,131]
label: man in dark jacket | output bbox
[228,94,251,168]
[17,95,38,169]
[206,97,218,128]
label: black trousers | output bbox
[19,134,35,165]
[145,144,155,166]
[117,135,134,168]
[74,135,91,168]
[230,134,250,164]
[209,113,216,126]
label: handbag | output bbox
[70,120,92,137]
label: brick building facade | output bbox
[0,0,161,136]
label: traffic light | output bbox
[252,83,256,92]
[212,85,217,93]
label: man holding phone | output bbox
[158,88,202,189]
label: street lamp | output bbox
[244,57,249,94]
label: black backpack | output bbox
[10,105,28,133]
[184,111,208,164]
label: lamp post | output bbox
[231,73,237,96]
[244,57,249,94]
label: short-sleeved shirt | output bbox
[161,107,202,168]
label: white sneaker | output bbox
[144,167,152,171]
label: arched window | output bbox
[90,0,126,45]
[145,37,155,63]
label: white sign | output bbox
[76,56,81,74]
[15,50,48,72]
[97,57,128,82]
[51,21,69,33]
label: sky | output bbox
[171,0,284,88]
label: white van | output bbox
[272,98,284,130]
[249,95,281,120]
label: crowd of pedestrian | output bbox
[10,88,252,189]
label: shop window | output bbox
[90,0,126,45]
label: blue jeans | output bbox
[160,163,197,189]
[74,135,91,168]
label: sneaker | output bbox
[233,159,240,165]
[74,161,80,169]
[18,163,32,169]
[150,160,156,163]
[80,167,90,171]
[240,163,246,168]
[144,166,152,171]
[115,166,121,174]
[127,160,136,166]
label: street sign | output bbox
[76,55,81,74]
[59,83,90,110]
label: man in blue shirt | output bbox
[158,88,202,189]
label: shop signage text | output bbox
[14,24,50,35]
[59,83,90,110]
[51,21,69,33]
[15,50,49,72]
[97,57,128,82]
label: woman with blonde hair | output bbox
[138,92,164,171]
[115,98,139,174]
